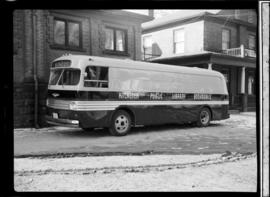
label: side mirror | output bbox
[84,72,88,77]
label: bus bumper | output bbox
[45,115,79,128]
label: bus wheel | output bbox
[109,110,131,136]
[197,107,211,127]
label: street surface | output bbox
[14,113,257,157]
[14,112,257,191]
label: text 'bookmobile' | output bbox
[45,55,230,136]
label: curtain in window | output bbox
[116,30,125,51]
[68,22,79,47]
[54,20,65,45]
[105,28,114,50]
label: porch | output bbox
[146,49,257,112]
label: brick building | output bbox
[142,9,257,112]
[13,10,152,128]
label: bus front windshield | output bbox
[49,68,81,86]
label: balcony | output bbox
[141,44,256,62]
[222,45,256,58]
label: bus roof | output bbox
[53,55,223,78]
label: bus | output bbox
[45,54,229,136]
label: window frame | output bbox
[247,72,256,96]
[103,26,128,55]
[52,17,83,51]
[142,35,153,54]
[173,28,185,54]
[83,66,109,89]
[248,34,256,51]
[222,28,231,50]
[234,10,240,19]
[247,10,254,23]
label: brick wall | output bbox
[204,19,238,52]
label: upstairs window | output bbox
[53,18,82,49]
[235,10,240,19]
[84,66,109,88]
[105,27,127,53]
[173,28,185,54]
[247,10,255,23]
[222,29,230,50]
[143,35,153,54]
[248,35,256,51]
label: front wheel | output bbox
[109,110,131,136]
[196,107,211,127]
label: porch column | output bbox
[240,66,245,93]
[240,66,248,112]
[208,63,212,70]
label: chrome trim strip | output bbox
[47,99,229,111]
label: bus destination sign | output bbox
[52,60,71,68]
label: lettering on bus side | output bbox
[119,92,140,100]
[150,93,163,100]
[171,93,186,100]
[193,94,212,100]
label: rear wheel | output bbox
[109,110,131,136]
[196,107,211,127]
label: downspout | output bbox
[133,26,136,60]
[32,10,39,129]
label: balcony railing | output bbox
[222,45,256,58]
[142,45,256,62]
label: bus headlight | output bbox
[69,101,77,110]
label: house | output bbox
[13,10,152,128]
[142,9,257,112]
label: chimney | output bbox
[148,10,154,17]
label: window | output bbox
[248,75,255,95]
[143,35,153,54]
[49,68,81,86]
[235,10,240,19]
[222,29,230,50]
[247,11,254,23]
[248,35,256,51]
[173,28,185,54]
[53,18,82,49]
[84,66,108,88]
[104,27,127,52]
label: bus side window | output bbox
[84,66,108,88]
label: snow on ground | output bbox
[212,112,256,129]
[13,112,257,191]
[14,154,257,192]
[15,154,222,172]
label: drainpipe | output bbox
[32,10,39,129]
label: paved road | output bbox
[14,113,257,157]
